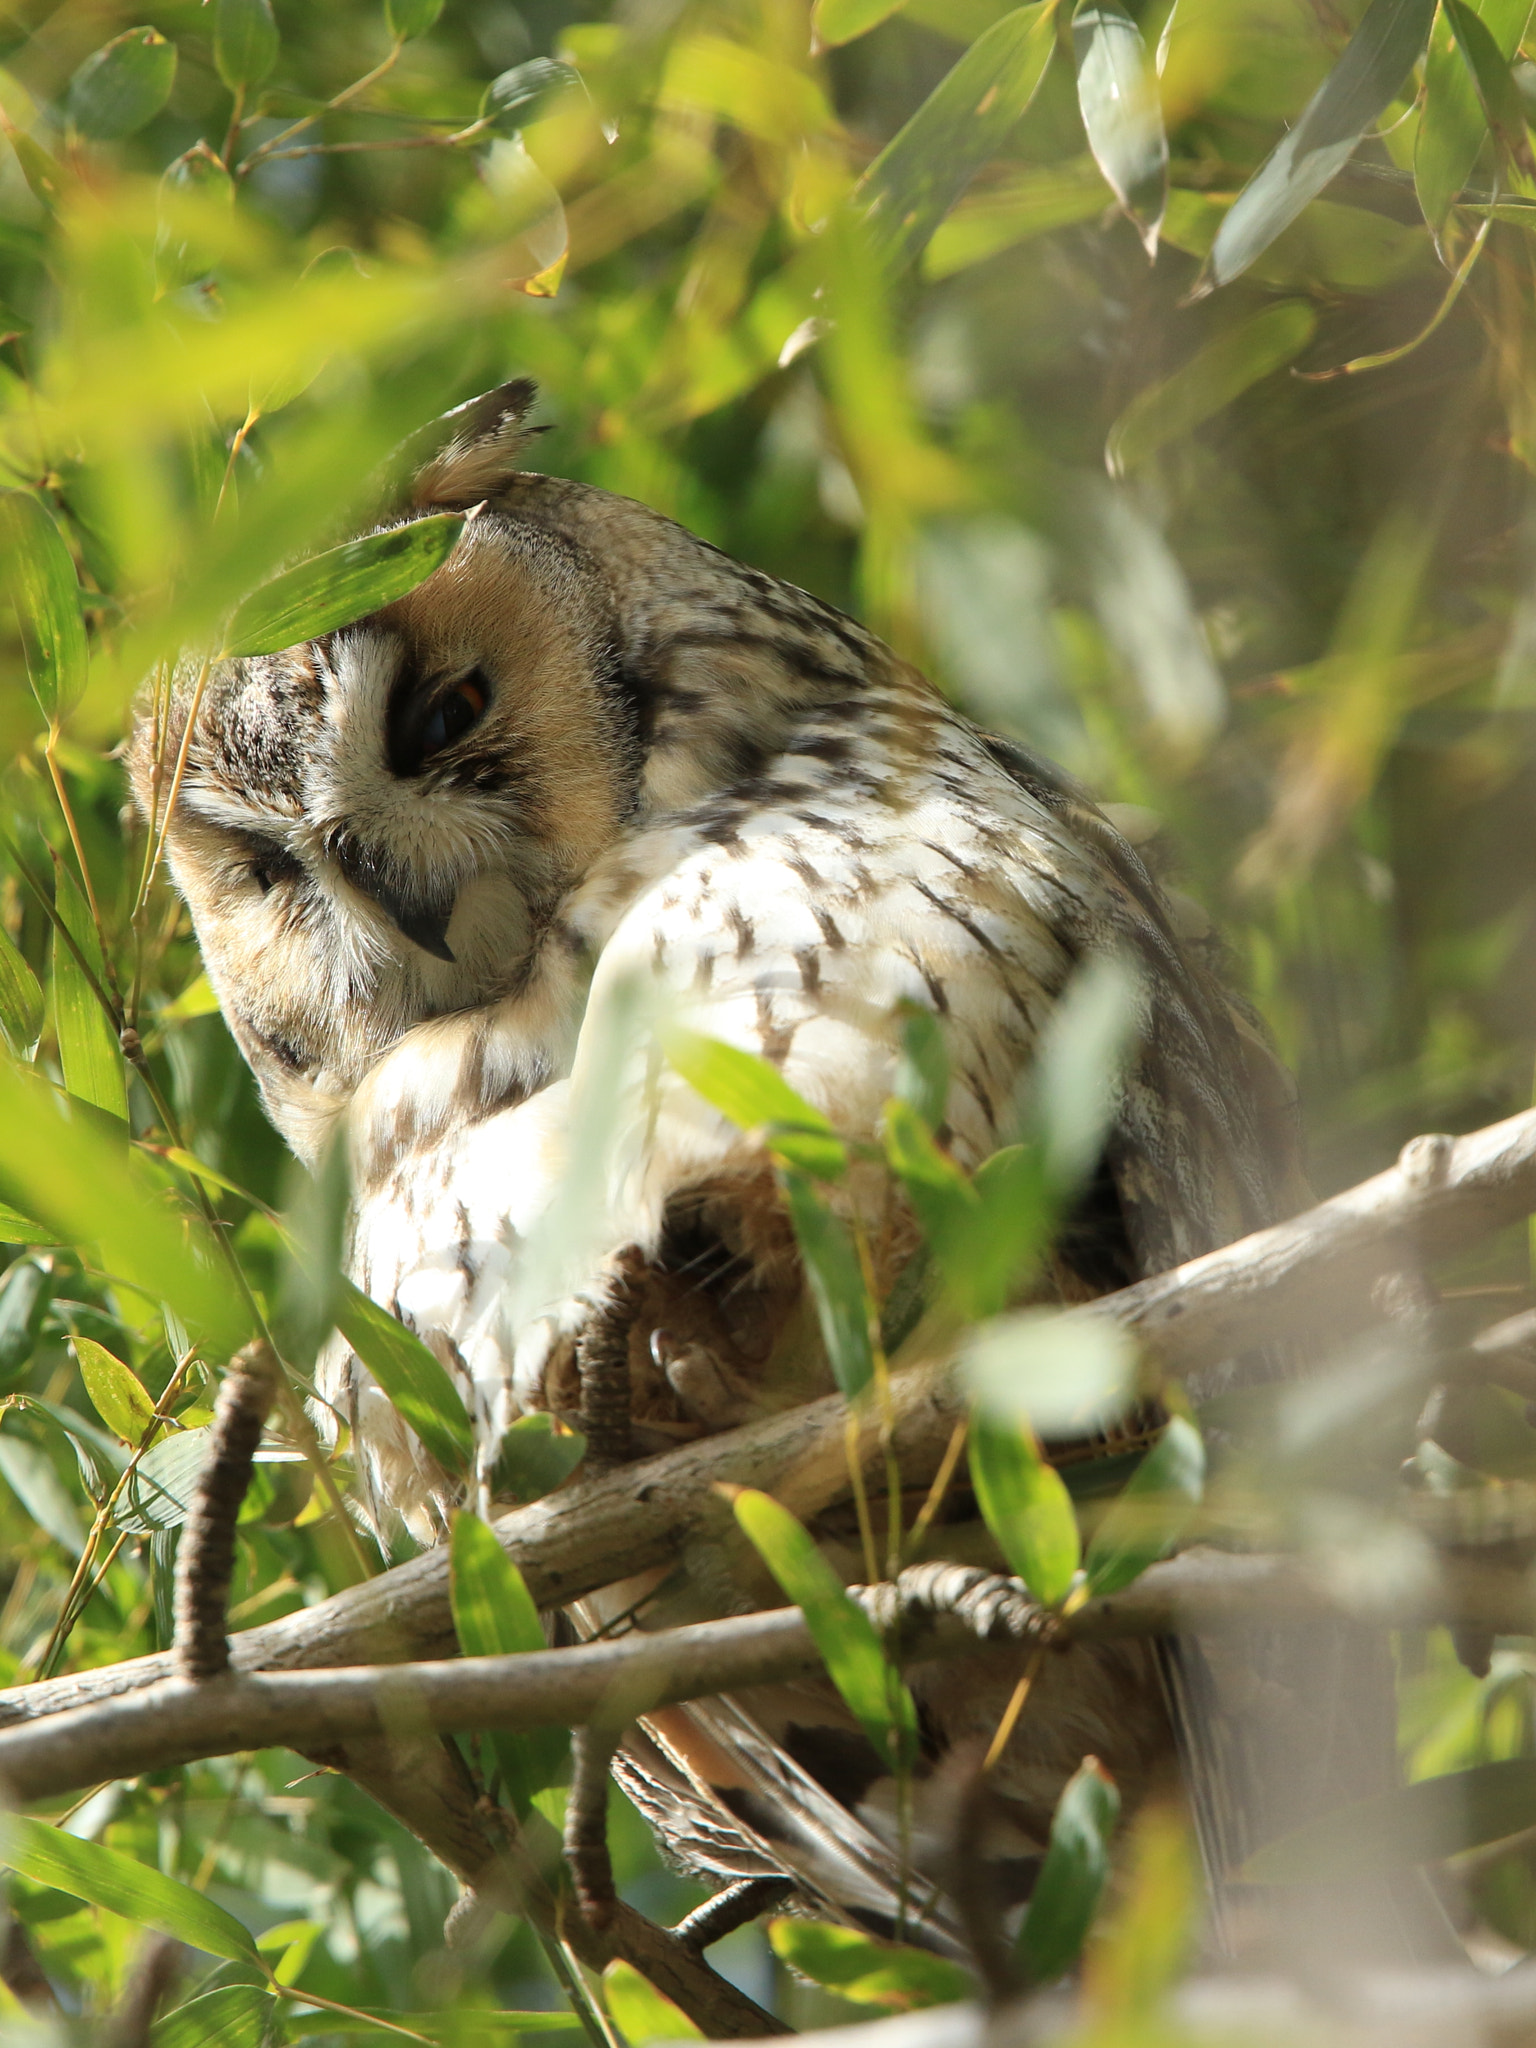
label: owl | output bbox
[129,383,1412,1964]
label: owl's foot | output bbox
[652,1329,767,1432]
[576,1244,645,1468]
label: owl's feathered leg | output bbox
[575,1245,644,1468]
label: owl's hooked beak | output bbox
[330,837,457,962]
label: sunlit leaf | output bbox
[1072,2,1167,254]
[733,1486,917,1771]
[1106,301,1318,476]
[0,1814,259,1962]
[859,2,1060,267]
[812,0,906,50]
[0,491,87,721]
[1083,1414,1204,1596]
[1445,0,1533,174]
[893,1002,949,1130]
[1416,5,1490,239]
[153,1986,275,2048]
[604,1959,703,2042]
[334,1279,473,1478]
[1032,952,1141,1192]
[1207,0,1437,288]
[115,1425,211,1534]
[923,157,1110,279]
[66,27,177,141]
[969,1413,1081,1607]
[1017,1757,1121,1983]
[767,1919,971,2009]
[215,0,279,92]
[479,57,583,135]
[51,866,127,1123]
[0,1432,87,1554]
[222,511,468,659]
[387,0,446,37]
[492,1411,586,1504]
[965,1308,1135,1439]
[0,1258,54,1378]
[664,1025,847,1178]
[450,1510,567,1810]
[0,924,44,1057]
[74,1335,157,1444]
[780,1168,875,1400]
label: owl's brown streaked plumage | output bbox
[132,382,1407,1960]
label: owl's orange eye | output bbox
[418,674,489,762]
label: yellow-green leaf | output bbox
[1083,1415,1204,1596]
[0,491,87,721]
[969,1413,1081,1608]
[767,1919,971,2009]
[603,1959,703,2043]
[0,924,44,1056]
[450,1510,567,1809]
[334,1280,473,1477]
[223,511,467,659]
[664,1025,847,1177]
[0,1814,259,1963]
[74,1335,157,1444]
[1106,302,1318,476]
[50,866,127,1123]
[812,0,906,50]
[780,1169,875,1400]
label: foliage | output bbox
[3,0,1536,2035]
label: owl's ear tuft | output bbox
[409,380,546,508]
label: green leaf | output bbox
[115,1425,211,1534]
[964,1307,1135,1439]
[215,0,279,92]
[1106,301,1318,476]
[0,1258,54,1378]
[66,27,178,141]
[1032,953,1140,1195]
[1207,0,1438,288]
[223,511,468,659]
[0,491,87,721]
[858,2,1059,269]
[153,1986,275,2048]
[1072,2,1167,254]
[780,1169,875,1400]
[334,1279,473,1478]
[450,1510,567,1810]
[492,1411,587,1504]
[893,1002,949,1131]
[663,1026,847,1178]
[51,866,127,1123]
[963,1143,1054,1320]
[1239,1758,1536,1883]
[74,1335,157,1444]
[1445,0,1533,172]
[479,58,584,137]
[1416,5,1490,237]
[0,1432,87,1554]
[733,1486,917,1772]
[968,1414,1081,1608]
[811,0,906,49]
[283,2012,584,2040]
[386,0,446,35]
[0,923,44,1057]
[0,1814,259,1963]
[1083,1414,1204,1597]
[1016,1757,1121,1983]
[604,1958,703,2043]
[766,1919,971,2009]
[923,156,1110,279]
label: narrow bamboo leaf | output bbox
[51,866,127,1123]
[1072,2,1168,254]
[0,1203,48,1243]
[1416,6,1490,236]
[965,1308,1135,1439]
[1083,1414,1204,1596]
[1032,953,1140,1195]
[0,1433,87,1554]
[893,1002,949,1130]
[492,1411,586,1504]
[812,0,906,49]
[859,3,1060,268]
[387,0,446,37]
[733,1487,918,1770]
[1106,301,1318,475]
[115,1425,211,1535]
[964,1143,1054,1319]
[153,1986,275,2048]
[283,2012,583,2040]
[1240,1758,1536,1883]
[0,1814,259,1963]
[664,1025,847,1178]
[0,924,44,1056]
[1016,1757,1121,1983]
[214,0,279,92]
[0,1259,54,1378]
[1446,0,1534,170]
[0,491,87,720]
[74,1336,157,1444]
[780,1169,875,1400]
[969,1414,1081,1607]
[223,511,467,659]
[334,1279,473,1477]
[479,58,584,136]
[66,27,178,140]
[1208,0,1438,288]
[604,1959,703,2043]
[450,1511,567,1809]
[24,1393,128,1497]
[882,1100,977,1256]
[924,157,1110,279]
[766,1919,971,2009]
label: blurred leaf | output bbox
[766,1919,971,2008]
[51,866,127,1123]
[492,1411,586,1504]
[158,972,221,1022]
[893,1002,949,1130]
[1240,1758,1536,1882]
[153,1987,275,2048]
[0,1432,87,1554]
[66,27,177,141]
[74,1335,156,1444]
[215,0,279,93]
[1446,0,1534,173]
[0,491,87,722]
[924,157,1109,279]
[0,1814,259,1962]
[1072,2,1167,254]
[334,1279,473,1478]
[812,0,906,49]
[883,1100,976,1249]
[660,38,832,146]
[733,1486,918,1771]
[0,1259,53,1379]
[1084,1415,1204,1596]
[1106,302,1318,476]
[603,1959,703,2042]
[283,2013,584,2039]
[1207,0,1437,288]
[450,1510,567,1811]
[1032,952,1141,1192]
[222,510,468,658]
[116,1424,210,1534]
[859,2,1060,267]
[479,57,583,135]
[1081,1802,1196,2016]
[663,1026,847,1178]
[1416,5,1490,237]
[965,1308,1135,1439]
[780,1168,875,1400]
[1017,1757,1121,1984]
[969,1412,1081,1606]
[387,0,446,38]
[0,924,44,1056]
